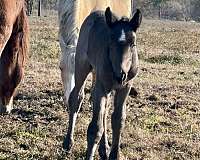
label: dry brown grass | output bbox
[0,15,199,160]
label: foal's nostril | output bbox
[121,72,127,81]
[116,71,127,84]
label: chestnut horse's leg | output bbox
[0,27,13,57]
[86,82,107,160]
[0,31,24,113]
[63,57,92,151]
[0,8,14,57]
[109,85,131,160]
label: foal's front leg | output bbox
[63,60,91,151]
[86,83,107,160]
[98,94,112,159]
[63,86,84,151]
[109,85,131,160]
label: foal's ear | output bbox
[105,7,117,27]
[129,9,142,32]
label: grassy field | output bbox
[0,15,200,160]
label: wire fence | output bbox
[26,0,58,16]
[26,0,200,21]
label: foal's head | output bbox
[105,7,142,84]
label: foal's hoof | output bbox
[109,151,127,160]
[0,107,7,114]
[99,151,109,160]
[98,145,110,160]
[63,136,74,152]
[0,105,11,114]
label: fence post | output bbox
[38,0,42,16]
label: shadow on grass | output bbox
[14,89,63,101]
[12,89,64,122]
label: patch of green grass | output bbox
[0,154,8,160]
[143,114,163,132]
[186,58,200,67]
[16,127,47,141]
[144,54,185,65]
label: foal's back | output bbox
[76,11,110,67]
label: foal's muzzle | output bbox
[115,70,127,84]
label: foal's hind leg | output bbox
[109,85,131,160]
[63,59,91,151]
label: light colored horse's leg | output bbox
[86,82,107,160]
[109,85,131,160]
[63,58,91,151]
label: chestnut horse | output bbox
[0,0,28,113]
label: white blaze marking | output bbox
[118,29,126,42]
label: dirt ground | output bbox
[0,15,200,160]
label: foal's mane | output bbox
[112,16,130,26]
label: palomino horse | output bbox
[64,7,142,159]
[0,0,28,113]
[58,0,133,107]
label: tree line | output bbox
[135,0,200,21]
[25,0,200,21]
